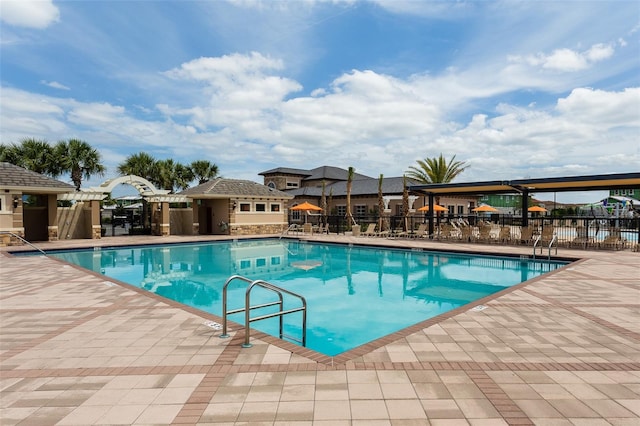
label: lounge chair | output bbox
[459,225,474,242]
[438,223,452,240]
[540,226,555,245]
[361,223,377,237]
[302,223,313,234]
[569,226,594,249]
[409,223,428,239]
[497,226,511,244]
[598,228,623,250]
[519,226,534,245]
[317,223,329,234]
[477,225,493,243]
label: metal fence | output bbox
[291,213,640,251]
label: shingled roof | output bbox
[0,162,75,193]
[259,165,372,181]
[179,178,293,199]
[285,176,419,197]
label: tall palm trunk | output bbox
[320,180,327,225]
[402,175,410,232]
[345,166,356,226]
[377,174,385,232]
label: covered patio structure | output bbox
[409,172,640,238]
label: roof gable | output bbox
[0,162,75,192]
[304,166,372,182]
[259,165,372,181]
[179,178,293,199]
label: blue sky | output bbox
[1,0,639,203]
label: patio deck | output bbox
[1,235,638,425]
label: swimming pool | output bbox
[43,239,566,356]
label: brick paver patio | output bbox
[1,234,638,425]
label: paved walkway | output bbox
[1,235,638,425]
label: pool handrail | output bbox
[548,234,558,259]
[220,275,254,337]
[0,231,46,255]
[219,275,307,349]
[243,279,307,348]
[532,234,542,259]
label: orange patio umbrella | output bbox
[290,201,322,223]
[472,205,498,213]
[528,206,548,212]
[290,201,322,211]
[417,204,447,212]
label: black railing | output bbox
[289,214,640,250]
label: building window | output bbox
[255,203,266,212]
[355,205,367,216]
[448,205,455,215]
[271,256,281,266]
[336,205,346,216]
[240,203,251,212]
[240,259,251,269]
[457,205,464,215]
[267,181,276,189]
[286,181,299,188]
[270,203,280,212]
[256,258,266,267]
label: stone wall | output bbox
[230,223,288,236]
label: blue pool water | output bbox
[43,239,566,356]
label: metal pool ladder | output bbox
[219,275,307,348]
[533,233,558,260]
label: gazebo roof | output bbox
[0,162,75,193]
[179,178,293,199]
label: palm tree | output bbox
[345,166,357,226]
[155,159,193,193]
[1,138,58,175]
[55,139,105,190]
[190,160,219,185]
[117,152,157,181]
[406,153,469,207]
[406,153,468,184]
[175,163,194,191]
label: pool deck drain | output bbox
[1,234,638,425]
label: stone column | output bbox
[47,194,59,241]
[12,193,24,235]
[150,202,160,235]
[192,200,200,235]
[160,202,170,236]
[90,200,102,239]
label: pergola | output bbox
[409,172,640,237]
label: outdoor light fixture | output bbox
[13,196,19,209]
[232,201,237,210]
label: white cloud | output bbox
[371,0,472,19]
[0,0,60,29]
[1,47,638,192]
[162,53,302,134]
[556,87,640,126]
[40,80,70,90]
[67,103,126,126]
[509,43,615,72]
